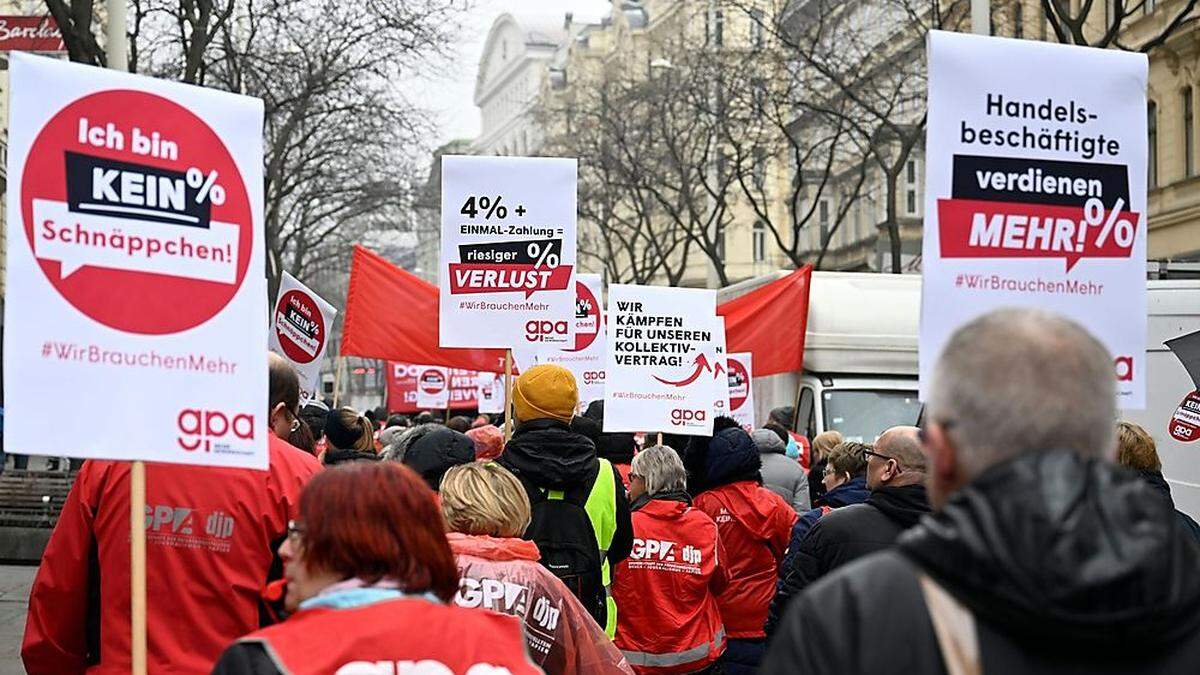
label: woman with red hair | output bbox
[212,462,540,675]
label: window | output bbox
[717,226,726,259]
[753,221,766,262]
[751,9,765,49]
[1149,101,1158,188]
[1015,1,1023,38]
[715,8,724,47]
[1185,87,1194,176]
[818,199,830,245]
[752,78,767,112]
[1145,0,1157,14]
[904,159,919,216]
[753,148,767,190]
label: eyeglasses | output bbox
[862,448,897,463]
[286,520,306,545]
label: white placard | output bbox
[710,322,730,419]
[415,366,451,409]
[476,371,506,414]
[516,273,606,407]
[727,352,755,430]
[439,155,577,349]
[603,285,721,436]
[269,272,336,405]
[4,54,268,468]
[922,31,1148,407]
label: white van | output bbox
[717,272,1200,517]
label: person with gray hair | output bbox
[763,308,1200,674]
[753,428,811,514]
[611,446,731,673]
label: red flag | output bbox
[340,246,507,372]
[717,267,812,376]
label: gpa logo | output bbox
[1114,355,1134,382]
[334,661,515,675]
[670,409,706,426]
[525,320,568,343]
[177,408,254,452]
[583,370,605,385]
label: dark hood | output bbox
[816,475,868,507]
[900,450,1200,648]
[581,400,635,464]
[322,448,378,466]
[1139,468,1174,502]
[867,483,930,529]
[499,418,597,490]
[401,427,475,490]
[685,418,761,495]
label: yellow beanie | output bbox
[513,364,578,424]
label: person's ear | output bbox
[270,402,288,426]
[928,423,957,483]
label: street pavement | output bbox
[0,565,33,675]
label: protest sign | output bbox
[921,31,1148,407]
[477,371,505,414]
[415,366,451,409]
[269,272,336,404]
[4,54,267,468]
[727,352,755,430]
[710,322,730,420]
[512,274,606,406]
[604,285,721,435]
[387,363,482,412]
[439,155,577,349]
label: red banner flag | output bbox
[717,267,812,377]
[340,246,507,372]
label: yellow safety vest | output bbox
[584,457,618,637]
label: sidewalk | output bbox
[0,564,34,675]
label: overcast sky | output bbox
[409,0,611,148]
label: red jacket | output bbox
[22,434,320,675]
[234,596,541,675]
[612,498,729,674]
[449,532,632,674]
[693,481,796,639]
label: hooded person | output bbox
[465,424,505,462]
[762,308,1200,675]
[754,428,810,514]
[322,407,379,465]
[385,426,475,491]
[497,364,633,638]
[584,400,637,488]
[686,417,796,675]
[442,461,634,675]
[768,407,810,470]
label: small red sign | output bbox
[1169,391,1200,443]
[0,16,65,52]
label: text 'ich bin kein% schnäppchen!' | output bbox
[439,156,577,350]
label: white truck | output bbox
[717,271,1200,517]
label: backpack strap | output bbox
[917,572,982,675]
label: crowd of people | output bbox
[20,308,1200,674]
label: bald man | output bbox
[765,427,931,637]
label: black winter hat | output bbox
[401,427,475,491]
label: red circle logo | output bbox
[419,370,446,394]
[22,90,252,334]
[728,359,750,411]
[569,280,602,352]
[274,290,325,364]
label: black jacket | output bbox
[767,483,930,637]
[762,450,1200,675]
[498,418,633,567]
[1140,468,1200,543]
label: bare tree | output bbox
[1037,0,1199,51]
[46,0,467,296]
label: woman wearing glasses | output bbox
[212,462,540,675]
